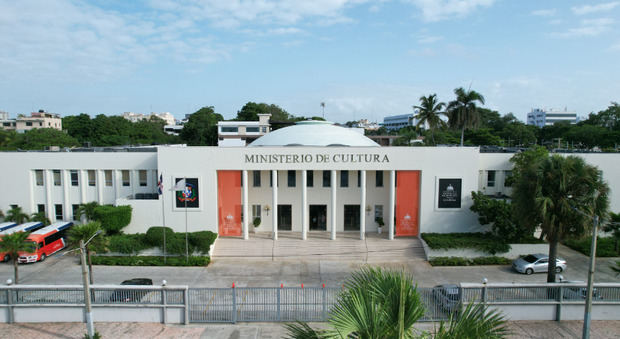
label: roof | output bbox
[249,120,380,147]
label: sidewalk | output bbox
[1,321,619,339]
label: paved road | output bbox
[1,244,618,287]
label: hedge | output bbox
[429,256,511,266]
[108,228,217,255]
[107,234,150,254]
[94,205,132,234]
[421,232,511,255]
[145,226,175,247]
[563,236,619,257]
[91,255,210,266]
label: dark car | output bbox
[108,278,153,303]
[433,284,460,313]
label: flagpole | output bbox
[161,175,166,264]
[184,177,189,263]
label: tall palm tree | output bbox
[413,94,446,145]
[447,87,485,146]
[433,303,508,339]
[30,211,51,226]
[6,206,29,224]
[0,232,35,284]
[76,201,99,223]
[67,221,106,284]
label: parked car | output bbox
[432,284,460,313]
[108,278,153,303]
[512,254,567,275]
[558,280,603,300]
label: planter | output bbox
[377,227,383,234]
[419,237,549,260]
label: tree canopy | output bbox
[179,106,223,146]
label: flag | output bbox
[171,178,186,191]
[157,174,163,195]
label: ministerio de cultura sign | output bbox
[244,153,390,164]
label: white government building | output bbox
[1,120,619,240]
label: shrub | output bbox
[429,256,511,266]
[107,234,149,254]
[91,255,210,266]
[145,226,175,246]
[165,233,194,255]
[421,232,511,255]
[563,236,619,257]
[94,205,132,234]
[189,231,217,253]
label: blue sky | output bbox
[1,0,619,123]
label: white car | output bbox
[512,253,567,275]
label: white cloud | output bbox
[418,35,443,44]
[572,2,620,15]
[531,9,556,17]
[551,18,614,38]
[408,0,495,22]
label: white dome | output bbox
[249,120,379,147]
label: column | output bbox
[114,170,120,200]
[96,170,104,204]
[242,170,249,240]
[330,170,337,240]
[28,170,35,214]
[301,170,308,240]
[63,170,70,222]
[272,170,278,240]
[131,170,138,198]
[45,170,54,222]
[388,170,395,240]
[80,170,87,203]
[360,170,366,240]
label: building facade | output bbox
[526,108,578,127]
[1,110,62,133]
[217,114,271,147]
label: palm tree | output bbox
[30,211,51,226]
[76,201,99,223]
[67,221,106,284]
[6,206,29,224]
[433,303,508,339]
[413,94,446,145]
[0,232,35,284]
[447,87,485,146]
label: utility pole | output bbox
[81,240,95,338]
[582,215,599,339]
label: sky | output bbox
[1,0,619,124]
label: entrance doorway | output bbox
[278,205,292,231]
[309,205,327,231]
[344,205,360,231]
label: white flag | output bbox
[171,178,186,191]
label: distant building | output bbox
[353,119,380,131]
[122,112,177,126]
[0,110,62,133]
[217,113,271,147]
[526,108,578,127]
[381,113,428,131]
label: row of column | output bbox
[240,170,396,241]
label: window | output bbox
[261,127,267,133]
[374,205,384,220]
[105,170,113,186]
[139,170,147,187]
[26,121,32,126]
[246,127,259,132]
[307,171,314,187]
[504,170,513,187]
[70,170,79,186]
[253,171,261,187]
[53,170,61,186]
[487,170,496,188]
[72,204,80,220]
[323,171,331,187]
[221,126,238,132]
[10,204,18,210]
[37,204,45,213]
[252,204,261,220]
[376,171,383,187]
[340,171,349,187]
[288,170,296,187]
[35,170,44,186]
[269,172,275,187]
[357,171,361,187]
[88,170,96,186]
[55,204,63,220]
[122,170,130,186]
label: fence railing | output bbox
[1,283,620,324]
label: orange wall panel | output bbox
[217,171,242,237]
[395,170,420,236]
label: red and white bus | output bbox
[0,222,18,232]
[0,222,45,262]
[18,222,73,263]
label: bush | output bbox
[94,205,132,234]
[189,231,217,253]
[107,234,150,254]
[421,232,511,255]
[563,236,619,257]
[429,256,511,266]
[91,255,210,266]
[145,226,175,247]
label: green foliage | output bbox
[602,212,620,252]
[180,106,223,146]
[107,234,150,254]
[144,226,175,246]
[448,87,486,146]
[375,217,385,227]
[563,236,620,257]
[463,128,502,146]
[76,201,99,222]
[429,256,511,266]
[93,205,132,234]
[7,128,79,150]
[235,102,291,121]
[421,233,511,255]
[83,330,102,339]
[67,222,107,253]
[470,191,528,242]
[189,231,217,253]
[91,255,209,266]
[434,303,509,339]
[29,211,50,226]
[0,231,35,284]
[5,206,30,224]
[413,94,447,145]
[253,217,261,228]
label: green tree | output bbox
[67,221,107,284]
[0,232,35,283]
[30,211,51,226]
[470,191,525,242]
[464,128,502,146]
[180,106,223,146]
[6,206,30,224]
[513,154,609,283]
[62,113,94,143]
[602,212,620,252]
[433,303,508,339]
[447,87,485,146]
[76,202,100,222]
[11,128,78,150]
[500,122,537,147]
[413,94,446,145]
[393,126,419,146]
[0,129,17,150]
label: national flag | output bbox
[157,174,163,195]
[171,178,186,191]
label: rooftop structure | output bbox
[249,120,379,147]
[122,112,176,126]
[218,113,271,147]
[0,110,62,133]
[527,108,578,127]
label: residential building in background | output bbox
[352,119,380,131]
[122,112,177,126]
[526,108,578,127]
[381,112,428,131]
[217,113,271,147]
[0,110,62,133]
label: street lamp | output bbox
[81,230,102,338]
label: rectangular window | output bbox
[72,204,80,221]
[323,171,331,187]
[55,204,63,220]
[105,170,113,186]
[376,171,383,187]
[37,204,45,213]
[504,170,513,187]
[340,171,349,187]
[88,170,96,186]
[53,170,61,186]
[70,170,79,186]
[246,127,259,132]
[253,171,261,187]
[26,121,32,126]
[374,205,384,220]
[122,170,130,186]
[139,170,147,187]
[35,170,44,186]
[252,204,261,220]
[288,170,296,187]
[307,171,314,187]
[487,170,496,188]
[357,171,361,187]
[221,126,238,132]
